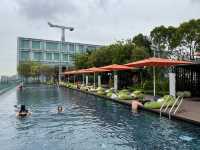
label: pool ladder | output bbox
[159,96,183,119]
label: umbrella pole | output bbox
[94,72,96,88]
[114,71,118,92]
[74,75,75,85]
[68,75,69,83]
[82,74,84,85]
[153,66,156,97]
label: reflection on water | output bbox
[0,84,200,150]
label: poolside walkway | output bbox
[175,98,200,123]
[151,97,200,125]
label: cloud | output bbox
[16,0,79,20]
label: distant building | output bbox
[17,37,102,69]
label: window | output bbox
[86,46,96,51]
[46,42,59,50]
[62,53,68,61]
[68,54,74,62]
[62,44,68,52]
[33,52,43,61]
[54,53,59,61]
[79,45,84,53]
[19,39,30,49]
[69,44,74,53]
[46,53,52,60]
[32,41,41,50]
[20,51,30,60]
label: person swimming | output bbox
[57,106,64,113]
[16,105,31,117]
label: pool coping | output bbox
[61,86,200,127]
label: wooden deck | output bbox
[175,98,200,123]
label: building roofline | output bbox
[17,36,103,47]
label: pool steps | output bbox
[160,96,184,120]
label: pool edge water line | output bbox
[0,84,18,95]
[59,85,200,127]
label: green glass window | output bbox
[54,53,59,61]
[46,42,59,50]
[68,54,74,62]
[32,41,41,49]
[87,46,95,51]
[69,44,74,53]
[20,51,30,60]
[62,44,68,52]
[20,39,30,49]
[62,53,68,61]
[79,45,84,53]
[33,52,43,61]
[46,53,52,60]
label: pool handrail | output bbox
[160,100,168,117]
[168,96,182,120]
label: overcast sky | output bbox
[0,0,199,76]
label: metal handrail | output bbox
[168,96,180,119]
[160,100,168,117]
[163,101,172,112]
[174,97,183,115]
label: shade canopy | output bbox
[100,64,133,71]
[86,67,110,73]
[64,70,77,75]
[125,57,192,67]
[64,69,93,75]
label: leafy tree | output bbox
[177,19,200,59]
[132,33,152,55]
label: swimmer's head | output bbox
[57,106,63,112]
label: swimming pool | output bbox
[0,84,200,150]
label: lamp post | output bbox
[48,22,74,84]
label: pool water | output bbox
[0,84,200,150]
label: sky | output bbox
[0,0,199,76]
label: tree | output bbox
[17,61,32,81]
[177,19,200,59]
[150,26,168,53]
[132,33,152,55]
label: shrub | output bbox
[106,92,113,97]
[176,91,184,97]
[118,93,132,100]
[97,90,106,95]
[183,91,191,98]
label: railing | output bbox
[169,97,183,119]
[160,96,182,118]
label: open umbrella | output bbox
[125,57,192,96]
[100,64,133,90]
[86,67,109,87]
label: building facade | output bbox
[17,37,101,68]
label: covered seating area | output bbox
[61,57,192,109]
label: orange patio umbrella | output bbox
[64,70,78,83]
[85,67,110,87]
[100,64,133,71]
[100,64,133,90]
[125,57,192,67]
[76,69,93,85]
[125,57,193,96]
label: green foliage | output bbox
[144,95,175,109]
[74,36,151,69]
[183,91,191,97]
[176,91,184,97]
[150,19,200,59]
[17,61,56,80]
[118,93,132,100]
[177,91,191,98]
